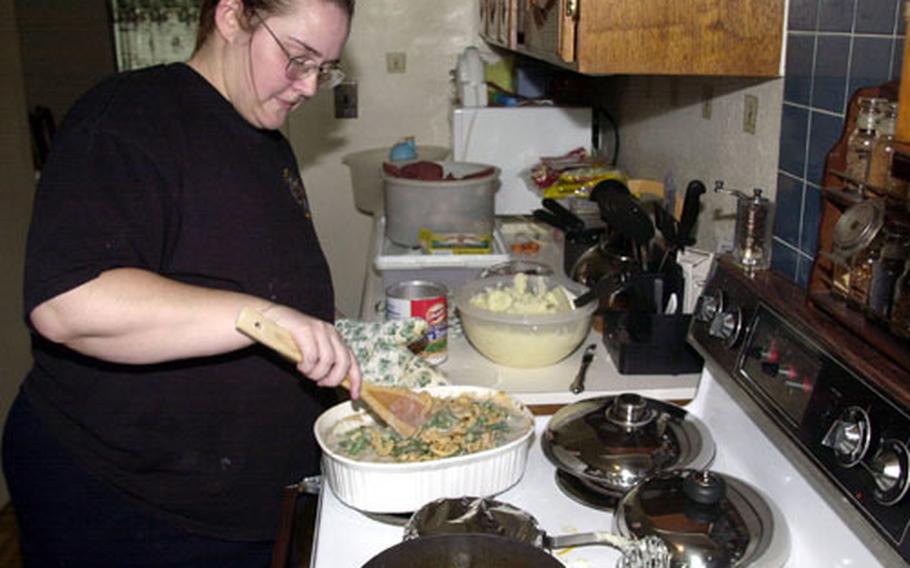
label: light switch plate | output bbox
[334,81,357,119]
[386,52,406,73]
[743,94,758,134]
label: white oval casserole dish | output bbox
[314,385,535,513]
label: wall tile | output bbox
[848,37,895,98]
[779,104,809,176]
[855,0,899,34]
[785,34,815,105]
[800,183,822,255]
[773,173,804,246]
[772,239,799,281]
[807,111,846,185]
[796,254,814,288]
[812,35,850,112]
[818,0,857,32]
[789,0,820,31]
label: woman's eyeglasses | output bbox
[254,12,345,90]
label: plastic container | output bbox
[602,312,704,375]
[372,216,509,291]
[454,275,595,368]
[383,161,500,247]
[342,145,450,214]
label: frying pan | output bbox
[362,533,564,568]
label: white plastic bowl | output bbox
[455,275,595,368]
[315,386,534,513]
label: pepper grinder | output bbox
[715,181,774,272]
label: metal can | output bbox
[385,280,448,365]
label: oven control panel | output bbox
[689,258,910,562]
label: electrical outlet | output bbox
[702,84,714,120]
[386,52,406,74]
[743,94,759,134]
[334,81,357,119]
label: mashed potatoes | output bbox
[461,274,588,368]
[469,273,573,315]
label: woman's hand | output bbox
[262,304,362,398]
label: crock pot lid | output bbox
[615,470,790,567]
[542,394,715,492]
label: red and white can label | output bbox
[385,281,448,365]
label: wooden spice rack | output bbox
[807,81,910,373]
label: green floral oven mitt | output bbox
[335,318,449,388]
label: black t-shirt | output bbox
[22,63,337,541]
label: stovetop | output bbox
[310,369,886,567]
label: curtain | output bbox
[110,0,200,71]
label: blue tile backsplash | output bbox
[774,0,905,286]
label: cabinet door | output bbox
[480,0,497,41]
[502,0,783,77]
[521,0,576,67]
[576,0,783,76]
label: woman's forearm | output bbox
[30,267,362,395]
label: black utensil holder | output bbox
[602,311,704,375]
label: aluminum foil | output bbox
[403,497,545,548]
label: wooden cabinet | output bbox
[483,0,784,77]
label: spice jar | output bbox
[890,260,910,338]
[867,101,908,200]
[866,226,909,322]
[831,199,886,303]
[847,232,885,310]
[845,97,884,190]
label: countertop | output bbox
[358,215,701,407]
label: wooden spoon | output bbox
[235,307,435,437]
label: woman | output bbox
[2,0,361,565]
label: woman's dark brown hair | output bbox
[195,0,355,51]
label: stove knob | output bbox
[708,307,743,347]
[822,407,871,467]
[870,439,910,506]
[695,290,724,323]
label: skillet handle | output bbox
[546,531,632,550]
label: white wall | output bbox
[598,75,784,253]
[288,0,479,316]
[0,0,37,507]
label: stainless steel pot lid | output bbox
[542,393,715,495]
[614,470,790,568]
